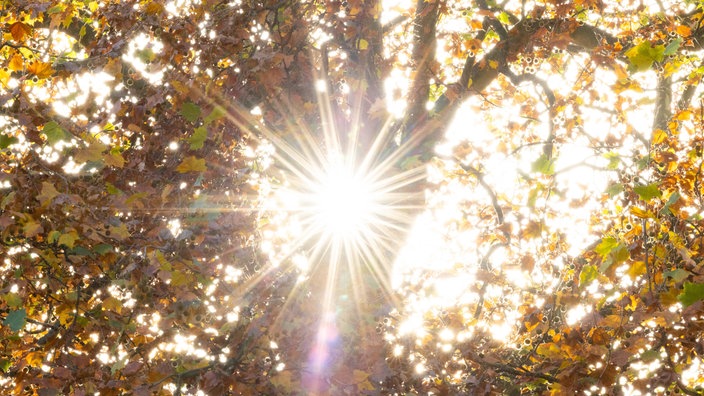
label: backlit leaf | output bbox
[3,293,22,308]
[177,156,207,173]
[595,237,618,257]
[664,269,690,283]
[625,41,665,72]
[579,265,599,287]
[8,54,23,71]
[664,38,682,56]
[188,126,208,150]
[3,309,26,332]
[38,182,60,206]
[633,183,662,201]
[678,282,704,307]
[0,134,19,149]
[75,141,107,163]
[42,121,69,145]
[27,61,55,79]
[9,22,32,42]
[531,153,555,175]
[181,102,201,122]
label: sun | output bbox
[308,155,377,242]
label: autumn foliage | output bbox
[1,0,704,394]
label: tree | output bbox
[0,0,703,394]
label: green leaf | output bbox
[661,191,681,214]
[664,269,690,283]
[579,265,599,287]
[69,246,93,256]
[188,126,208,150]
[603,151,621,170]
[664,38,682,56]
[181,102,201,122]
[0,134,18,149]
[0,359,10,372]
[606,183,624,198]
[531,153,555,175]
[204,105,226,125]
[4,309,26,332]
[678,282,704,307]
[106,182,123,195]
[625,42,665,72]
[42,121,69,145]
[3,293,22,308]
[634,183,662,201]
[595,237,619,257]
[93,243,114,255]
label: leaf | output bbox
[633,183,662,201]
[664,269,690,283]
[109,223,130,241]
[579,265,599,287]
[74,141,107,163]
[626,261,646,278]
[353,369,375,391]
[0,134,19,149]
[3,293,22,308]
[93,244,114,255]
[23,219,42,238]
[9,22,32,42]
[595,237,618,257]
[103,151,125,168]
[3,309,26,332]
[204,105,226,125]
[8,54,24,71]
[0,359,10,373]
[630,206,653,219]
[58,231,79,248]
[531,153,555,175]
[625,42,665,72]
[27,61,55,79]
[38,182,60,206]
[25,351,44,367]
[188,126,208,150]
[605,183,623,198]
[664,38,682,56]
[176,156,207,173]
[603,151,620,170]
[536,342,561,358]
[42,121,69,145]
[675,26,691,37]
[181,102,201,122]
[678,282,704,307]
[357,38,369,50]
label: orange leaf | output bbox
[676,25,692,37]
[8,54,23,71]
[27,61,54,79]
[9,22,32,42]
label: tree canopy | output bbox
[1,0,704,394]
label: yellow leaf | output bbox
[629,206,652,219]
[0,68,10,88]
[652,129,667,144]
[8,54,23,71]
[626,261,646,278]
[23,219,42,238]
[25,351,45,368]
[145,1,165,15]
[27,61,54,79]
[103,151,125,168]
[102,296,122,313]
[74,141,106,163]
[676,110,692,121]
[489,60,499,69]
[357,38,368,50]
[58,230,79,248]
[176,156,207,173]
[109,223,130,241]
[353,369,375,391]
[536,342,561,358]
[38,181,60,206]
[676,25,692,37]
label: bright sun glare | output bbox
[310,157,376,240]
